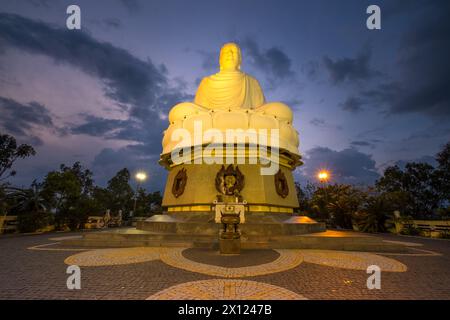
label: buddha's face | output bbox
[219,43,241,71]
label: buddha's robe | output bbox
[194,71,265,110]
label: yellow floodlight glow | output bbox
[135,172,147,182]
[317,170,330,182]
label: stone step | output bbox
[138,220,326,236]
[61,229,408,252]
[63,238,216,249]
[83,231,216,242]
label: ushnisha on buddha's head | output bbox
[219,42,242,71]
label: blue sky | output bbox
[0,0,449,190]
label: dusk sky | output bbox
[0,0,449,191]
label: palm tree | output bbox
[355,194,393,233]
[6,181,51,232]
[313,184,365,229]
[7,181,47,213]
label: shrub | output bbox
[440,231,450,239]
[17,211,53,233]
[400,225,421,236]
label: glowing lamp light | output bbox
[135,172,147,182]
[317,170,330,182]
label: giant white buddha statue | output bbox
[162,42,299,157]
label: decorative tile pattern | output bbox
[4,232,449,299]
[64,247,160,266]
[147,279,307,300]
[300,250,407,272]
[160,248,303,278]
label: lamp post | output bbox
[133,171,147,218]
[317,170,331,225]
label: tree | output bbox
[295,182,316,214]
[91,186,111,213]
[436,142,450,204]
[376,163,440,218]
[106,168,134,216]
[309,184,365,228]
[133,189,163,216]
[325,184,366,229]
[60,162,94,196]
[40,162,98,230]
[149,191,163,213]
[0,133,36,181]
[41,169,82,230]
[403,163,440,216]
[354,193,394,233]
[7,181,52,232]
[8,181,47,213]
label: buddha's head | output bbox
[219,42,241,71]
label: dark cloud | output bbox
[389,2,450,117]
[323,48,379,85]
[309,118,342,131]
[350,140,376,149]
[0,13,169,120]
[301,60,320,81]
[70,112,166,158]
[0,13,193,178]
[339,96,364,113]
[300,147,380,185]
[118,0,141,13]
[91,147,166,190]
[379,155,438,173]
[70,115,133,137]
[25,0,52,8]
[340,83,401,114]
[197,50,217,72]
[0,12,194,193]
[360,83,400,106]
[102,18,122,29]
[196,37,295,89]
[0,96,56,145]
[309,118,325,127]
[339,2,450,118]
[240,37,295,83]
[394,155,438,170]
[382,0,428,20]
[404,126,450,143]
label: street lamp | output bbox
[317,170,330,182]
[132,171,147,218]
[316,169,332,225]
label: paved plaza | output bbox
[0,230,449,300]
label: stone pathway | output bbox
[0,231,449,299]
[147,279,307,300]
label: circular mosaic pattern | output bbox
[300,250,407,272]
[182,248,280,267]
[160,248,303,278]
[147,279,307,300]
[64,247,160,266]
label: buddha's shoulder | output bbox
[244,73,263,88]
[243,73,257,80]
